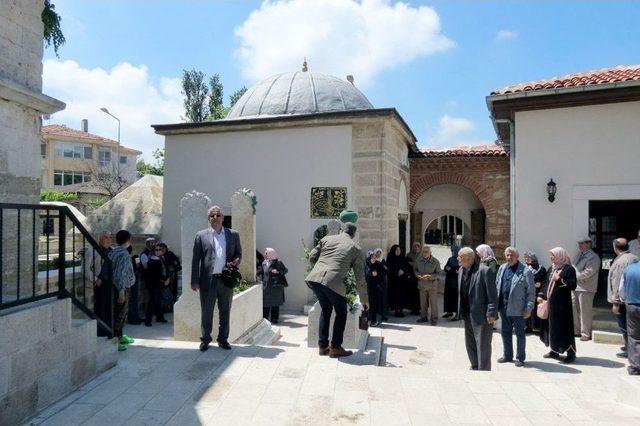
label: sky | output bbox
[42,0,640,161]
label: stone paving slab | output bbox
[25,313,640,425]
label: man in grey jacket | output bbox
[609,238,639,358]
[572,237,600,341]
[306,222,369,358]
[191,206,242,352]
[496,247,535,367]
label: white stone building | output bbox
[153,69,417,310]
[487,65,640,303]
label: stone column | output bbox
[174,191,210,341]
[231,188,257,283]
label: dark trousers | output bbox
[309,282,347,348]
[200,276,233,344]
[627,304,640,373]
[367,282,382,323]
[380,281,389,318]
[145,287,164,323]
[128,282,142,323]
[464,316,493,371]
[263,306,280,322]
[95,281,113,337]
[113,289,129,338]
[616,304,628,350]
[500,309,527,361]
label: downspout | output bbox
[495,118,515,246]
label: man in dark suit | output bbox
[191,206,242,351]
[458,246,498,371]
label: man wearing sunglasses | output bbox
[191,206,242,351]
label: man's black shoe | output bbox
[157,318,168,323]
[514,360,525,367]
[616,351,628,359]
[497,357,512,363]
[144,321,152,327]
[199,341,209,352]
[218,340,232,350]
[127,320,142,325]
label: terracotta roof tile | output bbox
[420,144,507,158]
[42,125,142,154]
[491,65,640,95]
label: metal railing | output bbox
[0,203,114,337]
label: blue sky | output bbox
[43,1,640,160]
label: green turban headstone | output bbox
[339,209,358,224]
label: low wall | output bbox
[308,299,366,349]
[174,283,263,342]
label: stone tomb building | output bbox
[153,70,416,309]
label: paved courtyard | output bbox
[28,313,640,425]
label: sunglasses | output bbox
[209,213,222,218]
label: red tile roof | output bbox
[42,125,141,154]
[421,144,507,158]
[492,65,640,95]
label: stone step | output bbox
[593,330,625,345]
[234,319,280,346]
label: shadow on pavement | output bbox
[525,360,582,374]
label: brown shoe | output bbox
[329,346,353,358]
[319,346,330,356]
[580,336,591,341]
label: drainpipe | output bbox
[495,118,515,246]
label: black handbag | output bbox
[221,266,242,288]
[270,272,288,287]
[359,309,369,330]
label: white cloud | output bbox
[496,30,517,41]
[235,0,454,87]
[43,60,183,161]
[426,115,491,147]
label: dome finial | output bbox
[302,58,308,72]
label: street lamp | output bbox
[100,107,120,176]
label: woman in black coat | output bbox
[443,245,460,319]
[144,247,168,326]
[261,248,288,323]
[538,247,577,363]
[366,251,385,326]
[524,251,547,333]
[387,245,410,317]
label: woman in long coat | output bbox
[261,248,288,324]
[524,251,547,333]
[365,250,385,326]
[538,247,577,363]
[443,245,460,319]
[476,244,499,275]
[387,245,410,317]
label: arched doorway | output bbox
[413,183,485,248]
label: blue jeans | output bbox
[309,282,347,348]
[500,308,527,361]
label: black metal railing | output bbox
[0,203,114,337]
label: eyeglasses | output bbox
[209,213,222,218]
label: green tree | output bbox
[181,69,209,122]
[137,148,165,176]
[42,1,65,57]
[229,86,247,109]
[208,74,225,119]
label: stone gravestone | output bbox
[174,191,211,341]
[231,188,257,283]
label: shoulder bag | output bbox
[536,279,556,320]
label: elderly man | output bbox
[406,241,422,315]
[572,237,600,341]
[458,247,498,371]
[629,229,640,259]
[620,261,640,375]
[496,247,535,367]
[415,244,443,325]
[191,206,242,352]
[306,222,369,358]
[609,238,639,358]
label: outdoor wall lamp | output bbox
[547,179,557,202]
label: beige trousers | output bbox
[419,280,438,320]
[572,290,595,338]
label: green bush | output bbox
[40,190,78,202]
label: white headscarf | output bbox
[476,244,495,261]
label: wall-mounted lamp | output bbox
[547,179,557,202]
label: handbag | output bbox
[537,279,556,320]
[270,272,288,287]
[221,266,242,288]
[359,309,369,330]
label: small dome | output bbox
[227,71,373,119]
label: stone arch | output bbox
[410,173,495,214]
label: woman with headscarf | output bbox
[387,245,410,317]
[261,248,288,324]
[476,244,499,275]
[374,248,389,321]
[538,247,577,363]
[365,250,385,326]
[443,245,461,319]
[524,251,547,333]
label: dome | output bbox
[227,71,374,119]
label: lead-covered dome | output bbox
[227,71,374,119]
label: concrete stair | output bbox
[234,318,281,346]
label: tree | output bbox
[88,164,128,199]
[208,74,225,120]
[42,1,65,57]
[229,86,248,108]
[181,69,209,122]
[137,148,165,176]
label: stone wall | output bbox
[409,155,510,256]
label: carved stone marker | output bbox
[174,191,210,341]
[231,188,257,283]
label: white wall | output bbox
[413,183,483,235]
[162,125,353,310]
[514,101,640,265]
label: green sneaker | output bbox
[120,335,135,345]
[117,343,127,352]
